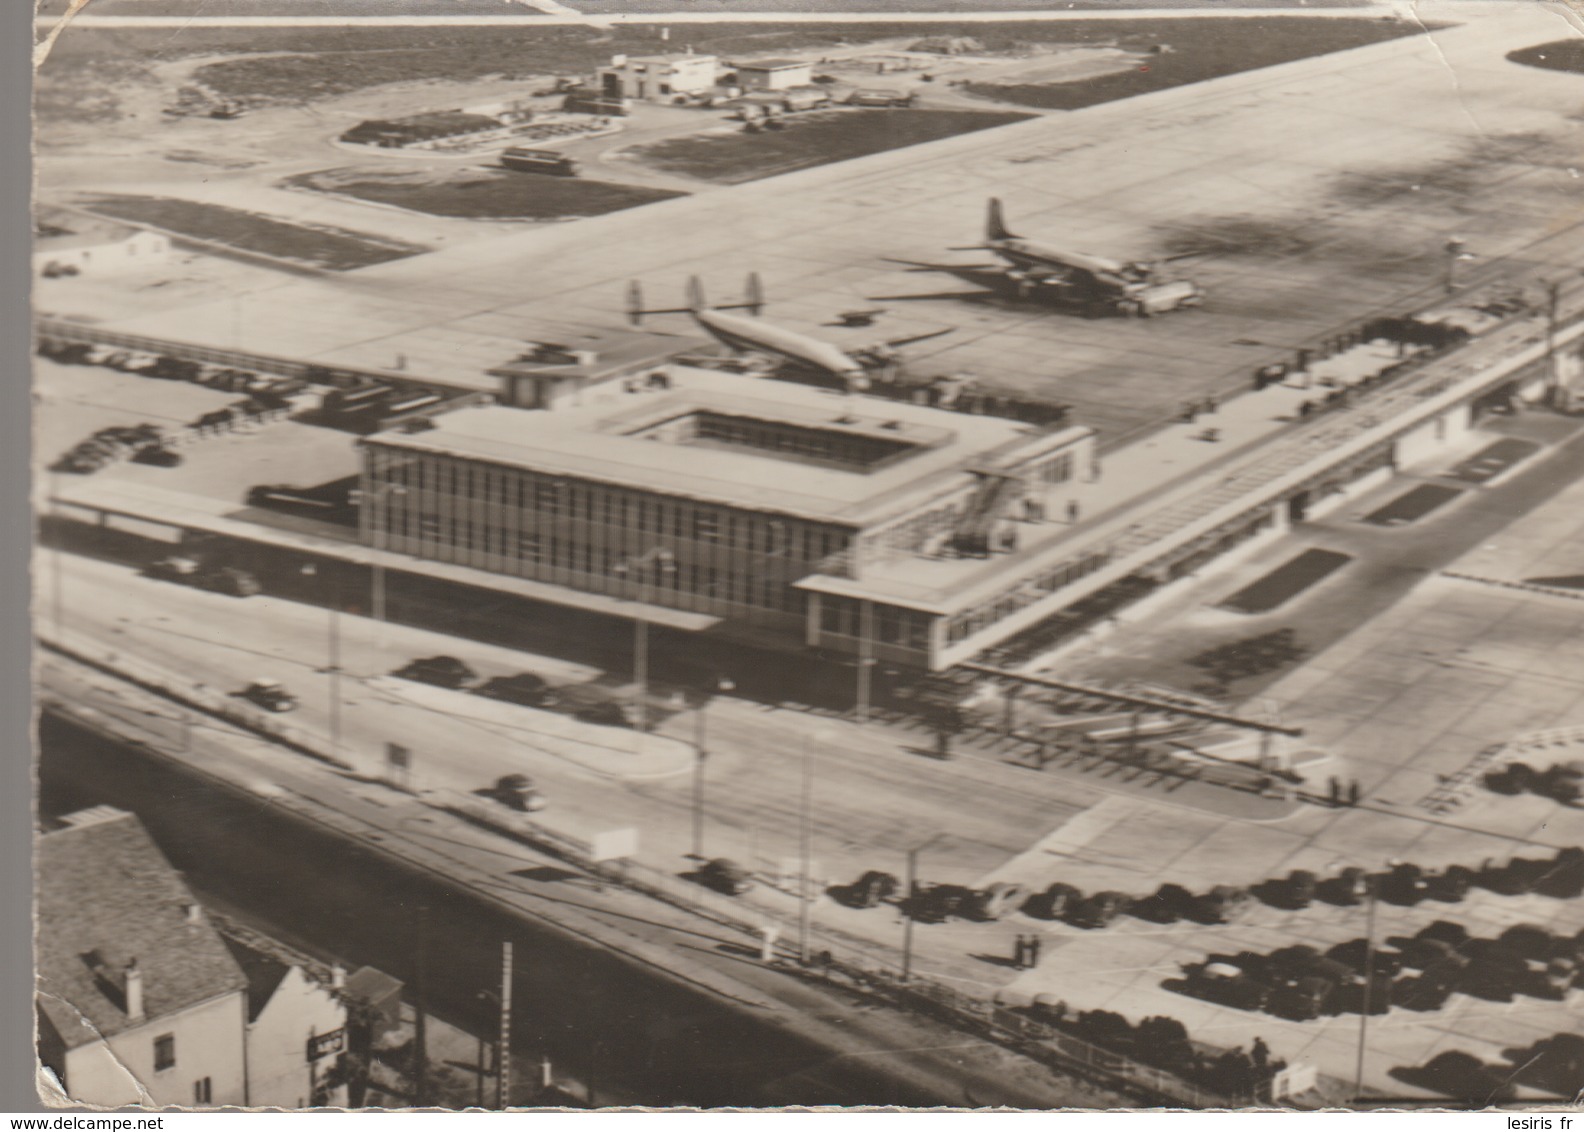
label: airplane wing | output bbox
[877,327,954,351]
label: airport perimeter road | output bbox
[37,550,1107,904]
[37,656,1130,1109]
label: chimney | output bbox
[329,964,347,990]
[125,959,145,1021]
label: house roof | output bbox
[36,808,248,1050]
[210,911,339,1023]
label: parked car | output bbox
[965,882,1028,922]
[1195,884,1253,924]
[697,857,754,896]
[1069,890,1129,930]
[836,870,899,909]
[395,655,480,690]
[131,445,183,468]
[489,773,546,813]
[201,566,262,597]
[477,672,553,707]
[911,882,975,923]
[1187,961,1271,1012]
[145,555,202,582]
[1131,883,1194,923]
[1030,882,1082,921]
[1274,869,1317,909]
[242,679,297,713]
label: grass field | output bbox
[628,108,1032,184]
[960,17,1427,109]
[285,167,684,220]
[1508,40,1584,75]
[82,195,427,270]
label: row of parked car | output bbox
[41,338,307,401]
[1182,919,1584,1020]
[54,423,181,475]
[392,655,645,729]
[1487,759,1584,805]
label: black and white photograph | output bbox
[27,0,1584,1112]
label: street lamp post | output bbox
[614,548,675,736]
[691,675,734,860]
[1354,871,1380,1103]
[368,483,409,626]
[302,563,342,754]
[798,736,817,967]
[901,833,941,983]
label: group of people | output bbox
[1178,395,1220,424]
[1011,933,1043,970]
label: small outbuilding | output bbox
[732,59,815,91]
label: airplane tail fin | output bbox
[987,197,1014,242]
[627,279,700,324]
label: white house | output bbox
[36,807,352,1109]
[732,59,814,92]
[34,207,171,278]
[598,53,718,101]
[36,807,251,1108]
[218,918,351,1109]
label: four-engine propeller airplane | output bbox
[888,198,1205,317]
[626,274,951,392]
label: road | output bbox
[36,657,1130,1109]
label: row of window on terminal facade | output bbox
[369,451,853,564]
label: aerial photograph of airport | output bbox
[28,0,1584,1111]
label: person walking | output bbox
[1251,1036,1270,1075]
[1027,934,1042,970]
[1012,934,1028,969]
[1328,776,1342,807]
[1347,779,1362,807]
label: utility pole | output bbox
[1353,876,1378,1103]
[304,564,343,754]
[902,833,938,983]
[413,904,429,1107]
[798,740,814,966]
[692,676,733,859]
[1544,277,1562,401]
[902,847,919,982]
[497,941,512,1109]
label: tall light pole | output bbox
[1354,870,1380,1104]
[302,563,342,754]
[614,547,675,736]
[368,482,408,626]
[798,735,816,966]
[691,675,734,860]
[902,833,941,982]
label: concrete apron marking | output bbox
[970,794,1139,890]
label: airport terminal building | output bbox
[359,367,1097,669]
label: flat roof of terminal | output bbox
[367,366,1088,526]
